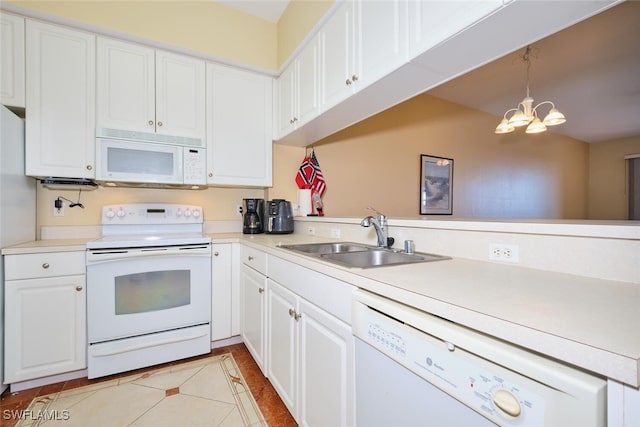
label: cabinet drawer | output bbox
[4,251,86,280]
[241,245,267,275]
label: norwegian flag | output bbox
[295,150,326,196]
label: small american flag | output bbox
[295,149,326,196]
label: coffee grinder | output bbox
[242,198,264,234]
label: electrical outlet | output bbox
[307,226,316,235]
[53,204,64,217]
[330,228,341,238]
[236,205,243,216]
[489,243,519,263]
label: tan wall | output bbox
[37,186,266,228]
[6,0,278,71]
[277,0,334,68]
[588,136,640,220]
[272,94,590,220]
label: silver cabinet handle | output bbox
[258,287,264,294]
[42,263,50,269]
[214,252,219,256]
[288,308,302,321]
[157,121,163,127]
[352,74,359,82]
[345,78,352,85]
[76,285,83,291]
[208,172,213,177]
[148,120,154,126]
[248,256,254,261]
[86,165,93,170]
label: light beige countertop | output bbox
[235,233,640,388]
[1,238,91,254]
[4,233,639,387]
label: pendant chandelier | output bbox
[495,45,566,134]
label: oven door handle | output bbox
[86,245,211,264]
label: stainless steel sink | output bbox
[278,242,370,255]
[278,242,450,268]
[320,249,449,268]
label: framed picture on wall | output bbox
[420,154,453,215]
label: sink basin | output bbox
[320,249,449,268]
[278,242,370,255]
[278,241,450,268]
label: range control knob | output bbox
[116,208,126,218]
[192,209,201,218]
[184,209,192,217]
[105,209,115,219]
[492,389,522,418]
[176,209,183,217]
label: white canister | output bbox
[298,189,312,216]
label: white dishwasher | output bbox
[352,289,606,427]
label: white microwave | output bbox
[96,136,206,186]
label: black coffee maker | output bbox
[242,198,264,234]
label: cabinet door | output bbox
[240,264,267,374]
[1,12,25,108]
[408,0,503,57]
[358,0,407,88]
[276,60,297,138]
[297,34,320,128]
[155,50,205,141]
[96,37,155,134]
[211,243,232,341]
[298,298,354,427]
[267,279,298,418]
[25,20,95,178]
[4,275,86,383]
[206,64,272,186]
[320,1,356,111]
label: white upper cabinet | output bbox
[1,12,25,108]
[206,63,273,187]
[96,38,155,134]
[276,34,319,139]
[320,0,408,111]
[97,37,205,141]
[25,20,95,178]
[359,0,408,87]
[319,1,356,111]
[407,0,503,58]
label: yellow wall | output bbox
[588,136,640,220]
[271,94,591,220]
[6,0,278,70]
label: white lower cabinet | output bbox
[267,256,355,426]
[211,243,233,341]
[240,246,268,374]
[4,251,86,384]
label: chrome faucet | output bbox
[361,207,389,248]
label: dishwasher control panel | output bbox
[352,289,607,427]
[362,312,544,425]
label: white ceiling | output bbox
[214,0,289,22]
[218,0,639,143]
[429,1,640,143]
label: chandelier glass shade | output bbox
[495,46,566,135]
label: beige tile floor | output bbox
[13,353,266,427]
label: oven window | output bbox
[115,270,190,315]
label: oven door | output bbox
[86,244,211,343]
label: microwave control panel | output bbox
[183,148,206,185]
